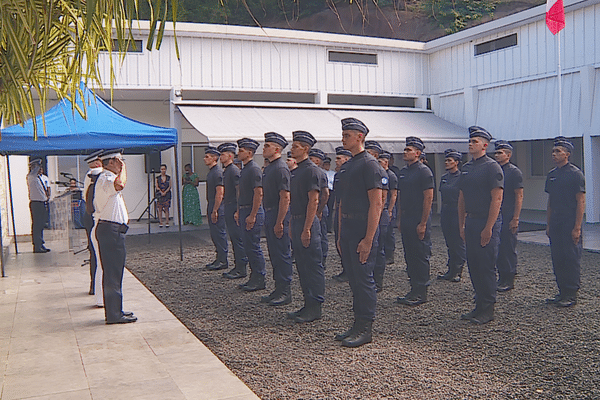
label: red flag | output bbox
[546,0,565,35]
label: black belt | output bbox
[31,200,48,204]
[239,205,252,209]
[98,220,129,234]
[291,214,305,220]
[341,213,367,220]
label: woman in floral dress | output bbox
[182,163,202,225]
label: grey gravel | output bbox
[126,227,600,400]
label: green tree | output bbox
[0,0,178,139]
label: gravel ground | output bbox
[126,227,600,400]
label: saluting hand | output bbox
[480,227,492,247]
[416,222,426,241]
[274,222,284,239]
[572,227,581,245]
[301,228,311,248]
[356,238,373,264]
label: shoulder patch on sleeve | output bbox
[496,173,503,181]
[382,177,389,185]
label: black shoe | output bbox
[223,268,247,279]
[240,274,266,292]
[386,257,394,265]
[205,260,219,268]
[207,261,228,271]
[33,247,49,253]
[335,321,358,341]
[261,290,278,303]
[41,246,51,252]
[122,311,134,317]
[269,290,291,306]
[395,291,427,306]
[341,320,372,348]
[449,274,462,282]
[437,271,453,281]
[497,280,514,292]
[469,304,494,325]
[375,285,383,293]
[332,272,349,282]
[545,293,563,304]
[287,307,305,319]
[294,304,322,323]
[556,297,577,308]
[106,315,137,324]
[461,307,480,320]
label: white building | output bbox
[4,0,599,239]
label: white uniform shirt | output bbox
[27,166,49,202]
[83,167,104,196]
[93,171,128,225]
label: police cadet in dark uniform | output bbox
[494,140,523,292]
[545,136,585,308]
[395,137,434,306]
[332,146,352,282]
[204,146,228,271]
[335,118,385,348]
[458,126,503,325]
[287,131,325,323]
[376,150,397,292]
[437,148,466,282]
[387,154,402,265]
[309,148,330,268]
[260,132,293,306]
[235,138,267,292]
[219,143,249,279]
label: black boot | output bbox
[395,287,427,306]
[260,289,278,303]
[555,290,577,307]
[342,320,372,348]
[269,286,291,306]
[223,265,247,279]
[469,303,494,325]
[333,272,349,282]
[239,274,266,292]
[334,320,358,341]
[497,274,515,292]
[205,259,219,269]
[437,269,453,281]
[287,306,305,319]
[208,260,229,271]
[460,305,480,320]
[294,302,322,323]
[386,256,394,265]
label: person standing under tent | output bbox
[27,158,51,253]
[156,164,172,228]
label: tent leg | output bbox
[1,205,5,277]
[6,157,18,255]
[174,149,183,261]
[147,170,151,243]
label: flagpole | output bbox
[557,31,563,136]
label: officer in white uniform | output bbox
[27,158,51,253]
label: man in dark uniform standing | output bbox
[376,150,397,292]
[387,154,402,265]
[287,131,325,323]
[438,149,466,282]
[494,140,523,292]
[458,126,503,325]
[545,136,585,308]
[83,150,104,295]
[335,118,385,348]
[94,149,137,324]
[219,143,249,279]
[396,137,434,306]
[286,151,298,171]
[236,138,267,292]
[204,146,228,271]
[332,146,352,282]
[260,132,293,306]
[309,148,330,268]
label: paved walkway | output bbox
[0,237,259,400]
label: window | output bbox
[474,34,517,56]
[529,138,583,177]
[328,51,377,65]
[328,94,415,108]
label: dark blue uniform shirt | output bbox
[238,160,262,207]
[206,164,224,208]
[500,162,523,218]
[338,151,386,214]
[545,163,585,217]
[384,169,398,210]
[223,163,240,205]
[290,159,321,216]
[397,161,435,215]
[459,154,504,216]
[439,170,461,207]
[262,157,291,209]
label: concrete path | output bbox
[0,239,260,400]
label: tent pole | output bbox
[6,157,18,255]
[0,205,5,277]
[174,148,183,261]
[147,167,151,243]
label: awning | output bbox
[177,106,469,154]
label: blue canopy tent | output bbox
[0,87,183,265]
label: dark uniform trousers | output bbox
[239,206,266,276]
[224,203,248,269]
[264,208,293,288]
[384,206,397,260]
[548,213,582,294]
[333,206,347,275]
[340,217,378,322]
[291,215,324,305]
[83,212,97,286]
[96,221,127,322]
[440,205,466,274]
[400,212,432,293]
[208,202,228,264]
[497,218,518,279]
[320,205,329,265]
[374,209,390,285]
[465,215,501,307]
[29,201,48,249]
